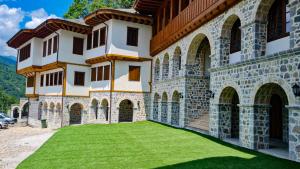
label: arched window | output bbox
[267,0,290,42]
[230,19,241,54]
[154,59,160,82]
[162,54,170,80]
[172,47,181,77]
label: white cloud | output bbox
[0,4,24,57]
[25,8,58,29]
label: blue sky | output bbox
[0,0,74,57]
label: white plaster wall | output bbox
[38,68,64,95]
[266,36,290,56]
[31,38,42,66]
[66,64,90,96]
[114,60,151,92]
[25,87,34,95]
[90,61,111,91]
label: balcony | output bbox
[150,0,240,56]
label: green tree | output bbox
[64,0,135,19]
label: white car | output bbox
[0,119,8,129]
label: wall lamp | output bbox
[292,83,300,97]
[207,90,215,99]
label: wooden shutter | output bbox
[48,38,52,55]
[73,37,84,55]
[74,71,85,86]
[230,19,241,54]
[58,71,63,85]
[100,27,106,46]
[46,74,49,86]
[87,33,92,50]
[27,77,34,88]
[53,36,58,53]
[127,27,138,46]
[91,68,96,81]
[40,75,44,87]
[93,30,99,48]
[43,41,47,57]
[97,66,103,81]
[54,72,58,86]
[103,65,110,80]
[129,66,141,81]
[19,44,31,62]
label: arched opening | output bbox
[49,102,55,123]
[185,34,211,131]
[153,93,160,121]
[154,59,160,82]
[171,91,180,126]
[69,103,83,125]
[254,83,289,151]
[119,100,133,122]
[13,108,19,119]
[162,53,170,80]
[172,47,181,77]
[219,87,240,140]
[161,92,168,123]
[56,103,62,123]
[21,102,29,118]
[101,99,109,121]
[38,102,43,120]
[43,102,48,120]
[220,15,242,65]
[91,99,99,120]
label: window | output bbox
[181,0,189,11]
[74,71,85,86]
[27,77,34,88]
[43,41,47,57]
[58,71,63,85]
[267,0,289,42]
[19,44,31,62]
[165,1,171,26]
[53,36,58,53]
[87,33,92,50]
[54,72,58,85]
[230,19,241,54]
[172,0,179,18]
[46,74,50,86]
[73,37,84,55]
[103,65,110,80]
[127,27,138,46]
[91,67,97,82]
[129,66,141,81]
[40,75,44,87]
[48,38,52,55]
[50,73,54,86]
[97,66,103,81]
[93,30,99,48]
[100,27,106,46]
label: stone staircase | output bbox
[187,112,209,132]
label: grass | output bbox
[18,121,300,169]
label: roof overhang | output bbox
[86,54,152,64]
[133,0,162,15]
[7,19,92,49]
[84,8,152,26]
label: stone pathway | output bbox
[0,126,55,169]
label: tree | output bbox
[64,0,135,19]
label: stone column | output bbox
[167,102,172,125]
[239,104,255,149]
[254,104,270,149]
[218,103,232,139]
[158,102,162,122]
[286,102,300,162]
[209,103,219,137]
[289,0,300,48]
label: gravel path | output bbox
[0,127,55,169]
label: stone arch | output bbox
[154,58,160,82]
[172,46,182,77]
[218,87,240,140]
[91,98,99,120]
[153,93,160,121]
[69,103,83,125]
[162,53,170,80]
[161,92,168,123]
[254,83,289,149]
[21,102,29,118]
[220,14,242,65]
[12,107,19,119]
[253,0,276,23]
[101,99,109,121]
[171,91,180,126]
[119,99,133,122]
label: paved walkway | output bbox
[0,126,55,169]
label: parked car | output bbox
[0,118,8,129]
[0,113,16,124]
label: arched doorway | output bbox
[219,87,240,140]
[91,99,99,120]
[153,93,160,121]
[21,102,29,118]
[69,103,83,125]
[13,108,19,118]
[161,92,168,123]
[101,99,109,121]
[119,100,133,122]
[254,83,288,150]
[171,91,180,126]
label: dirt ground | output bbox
[0,126,55,169]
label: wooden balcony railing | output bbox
[150,0,240,56]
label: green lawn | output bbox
[18,121,300,169]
